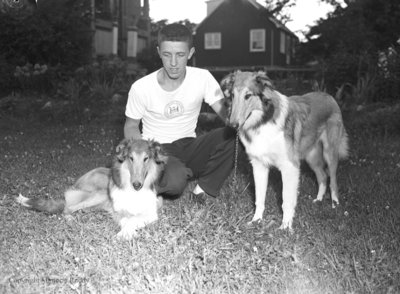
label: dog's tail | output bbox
[16,194,65,214]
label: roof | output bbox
[195,0,297,39]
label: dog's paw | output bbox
[278,222,294,234]
[312,198,321,204]
[116,229,137,240]
[248,215,263,226]
[16,194,30,207]
[250,210,264,222]
[279,217,294,233]
[331,200,339,209]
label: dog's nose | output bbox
[132,182,142,191]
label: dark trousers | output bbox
[158,127,237,198]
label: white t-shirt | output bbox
[125,67,224,143]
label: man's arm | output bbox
[124,117,142,140]
[210,99,228,124]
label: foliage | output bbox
[13,62,58,93]
[0,0,37,14]
[74,56,131,95]
[353,103,400,137]
[137,46,162,73]
[0,0,92,94]
[0,55,18,95]
[0,0,92,67]
[298,0,400,102]
[264,0,296,24]
[53,56,140,119]
[0,55,142,121]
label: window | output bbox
[204,32,221,50]
[280,31,286,54]
[250,29,265,52]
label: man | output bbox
[124,23,236,201]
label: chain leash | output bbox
[233,130,239,182]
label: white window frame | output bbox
[204,32,221,50]
[249,29,266,52]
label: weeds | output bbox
[0,57,146,122]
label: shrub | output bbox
[13,62,58,94]
[0,0,92,94]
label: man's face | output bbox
[157,41,195,80]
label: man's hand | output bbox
[124,117,142,140]
[210,99,229,124]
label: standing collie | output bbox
[17,139,168,240]
[221,71,349,231]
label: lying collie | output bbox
[221,71,349,231]
[17,139,168,240]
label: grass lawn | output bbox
[0,105,399,293]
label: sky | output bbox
[149,0,339,40]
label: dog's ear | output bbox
[149,140,168,165]
[220,71,236,98]
[254,71,275,104]
[115,139,130,162]
[255,71,274,91]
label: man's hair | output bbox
[157,23,193,48]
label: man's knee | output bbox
[158,156,193,198]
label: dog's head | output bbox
[113,139,168,191]
[221,71,278,129]
[115,139,168,164]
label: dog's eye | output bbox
[244,93,253,100]
[129,156,134,162]
[143,156,149,162]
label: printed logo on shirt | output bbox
[164,101,184,118]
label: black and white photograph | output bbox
[1,0,399,293]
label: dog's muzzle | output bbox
[132,181,142,191]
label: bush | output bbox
[0,0,92,94]
[13,62,58,94]
[48,56,146,121]
[350,103,400,137]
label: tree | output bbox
[264,0,296,24]
[0,0,93,94]
[0,0,92,67]
[0,0,37,14]
[298,0,400,101]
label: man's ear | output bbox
[157,46,161,57]
[188,47,195,60]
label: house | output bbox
[94,0,150,58]
[193,0,299,73]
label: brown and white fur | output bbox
[16,139,168,240]
[221,71,349,231]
